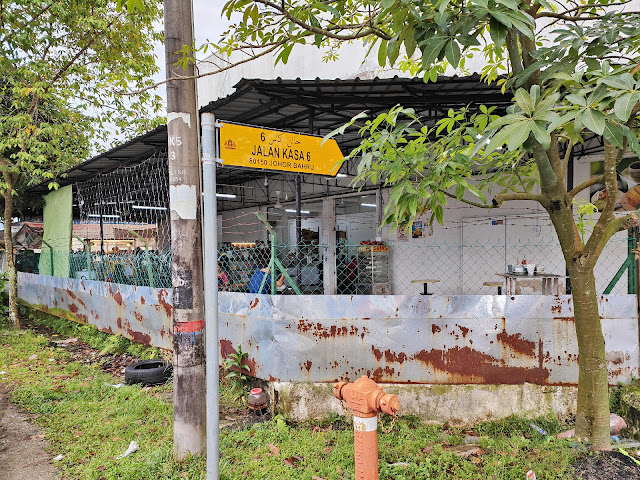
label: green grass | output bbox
[0,311,583,480]
[23,307,162,359]
[217,414,579,480]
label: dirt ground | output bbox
[0,384,59,480]
[573,450,640,479]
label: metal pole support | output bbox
[202,113,220,479]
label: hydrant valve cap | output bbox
[333,381,348,400]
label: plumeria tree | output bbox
[217,0,640,450]
[1,0,163,328]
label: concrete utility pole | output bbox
[164,0,206,458]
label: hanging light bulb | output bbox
[275,191,282,208]
[264,175,268,187]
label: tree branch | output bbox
[440,189,493,208]
[584,141,619,260]
[537,11,640,21]
[493,191,546,206]
[252,0,392,41]
[45,17,119,92]
[532,142,558,189]
[547,133,563,181]
[553,1,632,15]
[0,1,55,46]
[118,41,286,96]
[505,31,523,75]
[562,140,574,177]
[567,174,604,201]
[587,212,639,266]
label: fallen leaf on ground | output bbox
[322,446,332,454]
[284,456,302,467]
[312,476,326,480]
[336,466,344,474]
[422,446,432,454]
[269,443,280,456]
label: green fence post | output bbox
[41,239,54,276]
[72,235,92,280]
[127,230,155,288]
[254,212,301,295]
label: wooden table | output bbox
[496,273,565,295]
[411,279,440,295]
[483,281,503,294]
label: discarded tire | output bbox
[124,359,172,386]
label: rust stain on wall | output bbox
[245,357,257,376]
[158,289,172,317]
[296,319,363,339]
[384,349,407,364]
[128,329,151,345]
[220,338,234,358]
[371,366,395,382]
[457,325,470,338]
[110,285,123,306]
[371,345,383,361]
[250,298,259,309]
[496,330,536,357]
[432,324,441,334]
[412,346,550,384]
[302,360,312,373]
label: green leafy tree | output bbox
[220,0,640,450]
[1,0,163,328]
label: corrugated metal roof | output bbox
[28,76,511,194]
[27,125,168,195]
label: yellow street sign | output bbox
[219,122,343,176]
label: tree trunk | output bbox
[3,191,19,328]
[569,266,610,450]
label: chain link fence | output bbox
[15,234,636,295]
[217,234,635,296]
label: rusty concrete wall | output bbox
[219,293,639,385]
[17,272,172,350]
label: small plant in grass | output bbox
[223,344,252,395]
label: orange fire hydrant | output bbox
[333,376,400,480]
